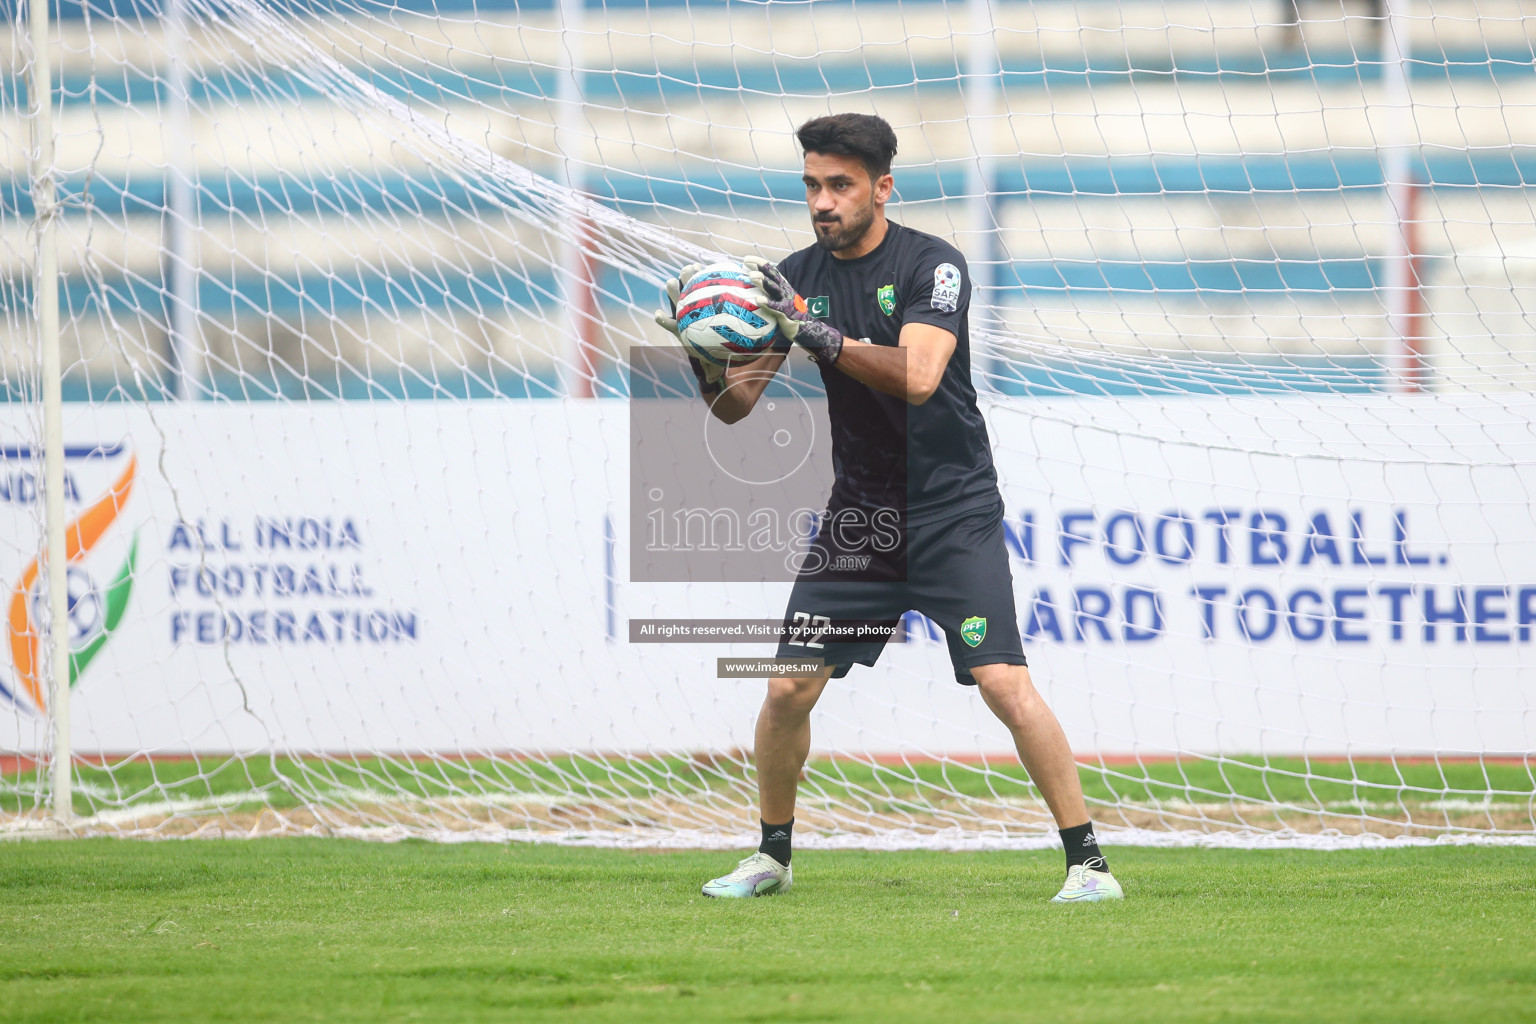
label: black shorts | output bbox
[775,501,1027,684]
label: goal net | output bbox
[3,0,1533,847]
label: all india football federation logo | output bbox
[0,444,139,715]
[960,615,987,648]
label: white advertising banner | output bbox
[1,396,1532,757]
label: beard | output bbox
[812,200,876,253]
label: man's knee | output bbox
[765,671,831,714]
[972,663,1044,718]
[971,660,1032,690]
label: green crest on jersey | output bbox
[877,284,896,316]
[807,295,831,319]
[960,616,987,647]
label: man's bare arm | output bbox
[826,322,956,405]
[745,258,954,405]
[704,353,790,423]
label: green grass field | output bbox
[1,840,1532,1023]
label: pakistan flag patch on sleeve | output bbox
[877,283,896,316]
[960,616,987,647]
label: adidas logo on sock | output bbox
[768,830,788,841]
[1081,832,1097,846]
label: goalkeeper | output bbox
[657,113,1122,904]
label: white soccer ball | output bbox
[675,261,781,367]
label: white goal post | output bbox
[3,0,1533,847]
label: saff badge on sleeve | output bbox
[932,263,961,312]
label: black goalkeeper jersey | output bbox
[777,221,1000,527]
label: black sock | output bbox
[1060,821,1107,872]
[759,819,793,865]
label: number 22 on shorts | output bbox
[786,612,831,648]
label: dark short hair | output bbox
[795,113,898,179]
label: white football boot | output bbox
[1050,858,1124,903]
[701,851,793,898]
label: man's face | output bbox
[802,151,892,254]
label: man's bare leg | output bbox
[972,662,1123,901]
[971,662,1088,826]
[756,669,834,824]
[701,668,833,898]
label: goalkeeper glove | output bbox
[653,263,724,397]
[653,262,703,342]
[743,256,843,367]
